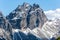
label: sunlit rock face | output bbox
[6,3,47,30]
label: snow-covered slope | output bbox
[42,19,60,38]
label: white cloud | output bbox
[44,8,60,20]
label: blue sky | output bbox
[0,0,60,16]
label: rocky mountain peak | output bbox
[6,3,48,30]
[0,3,49,40]
[22,2,30,7]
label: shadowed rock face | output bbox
[6,3,47,30]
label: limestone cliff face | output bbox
[6,3,47,30]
